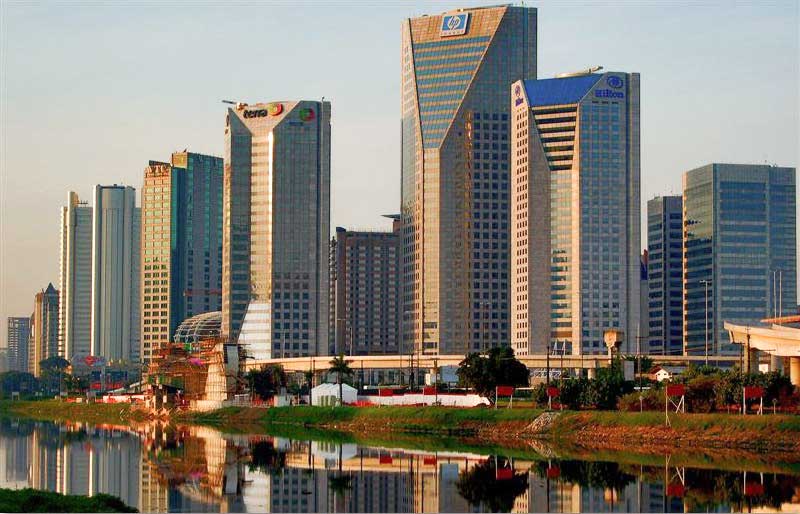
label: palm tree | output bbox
[328,354,353,406]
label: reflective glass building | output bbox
[401,5,537,355]
[59,191,93,360]
[511,71,641,356]
[647,196,683,355]
[30,283,59,376]
[6,316,30,372]
[140,151,223,364]
[223,101,330,359]
[683,164,796,356]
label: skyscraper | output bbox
[60,191,93,360]
[91,185,141,363]
[647,195,683,355]
[30,283,59,376]
[510,71,641,356]
[401,5,537,356]
[683,164,796,356]
[140,151,223,364]
[223,101,331,359]
[329,217,401,357]
[6,317,30,372]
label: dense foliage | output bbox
[456,459,529,512]
[245,364,288,400]
[0,488,137,512]
[456,347,530,398]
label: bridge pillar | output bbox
[770,355,783,374]
[790,357,800,387]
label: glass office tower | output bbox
[6,317,30,372]
[60,191,93,360]
[140,151,223,364]
[511,71,641,355]
[683,164,796,356]
[401,5,537,356]
[223,101,330,359]
[647,196,683,355]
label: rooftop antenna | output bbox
[222,99,248,109]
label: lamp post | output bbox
[700,279,711,366]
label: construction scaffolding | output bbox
[148,338,241,403]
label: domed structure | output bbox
[173,311,222,344]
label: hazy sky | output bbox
[1,1,798,347]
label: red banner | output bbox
[546,466,560,478]
[666,384,685,397]
[666,484,685,497]
[378,389,394,397]
[379,455,393,465]
[546,386,559,398]
[744,482,764,496]
[423,456,437,466]
[90,382,101,390]
[744,386,764,399]
[495,467,513,480]
[496,386,515,397]
[422,386,436,395]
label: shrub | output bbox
[618,388,663,412]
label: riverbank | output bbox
[0,488,136,512]
[4,400,800,454]
[186,405,800,453]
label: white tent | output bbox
[311,383,357,406]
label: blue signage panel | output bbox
[440,13,470,37]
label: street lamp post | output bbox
[700,279,711,366]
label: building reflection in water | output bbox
[0,418,798,513]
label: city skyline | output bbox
[1,2,798,348]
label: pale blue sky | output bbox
[1,1,798,346]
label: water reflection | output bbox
[0,418,798,513]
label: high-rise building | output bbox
[6,317,30,372]
[59,191,93,361]
[140,151,223,364]
[683,164,796,356]
[223,101,331,359]
[647,196,683,355]
[401,5,537,355]
[329,217,401,356]
[510,71,641,356]
[30,283,59,376]
[91,185,141,363]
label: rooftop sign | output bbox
[440,13,470,37]
[243,103,284,118]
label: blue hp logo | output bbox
[440,13,470,37]
[607,76,624,89]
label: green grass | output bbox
[0,400,148,426]
[0,488,136,512]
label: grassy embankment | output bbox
[0,399,149,426]
[0,488,136,513]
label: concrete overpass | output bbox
[725,321,800,386]
[242,353,740,374]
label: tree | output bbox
[246,365,287,401]
[456,458,529,512]
[456,347,529,399]
[39,357,70,372]
[329,354,353,406]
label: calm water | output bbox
[0,418,798,513]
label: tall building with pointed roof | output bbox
[510,71,641,356]
[401,5,537,356]
[30,283,59,376]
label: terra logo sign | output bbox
[298,108,315,122]
[606,76,624,89]
[243,103,284,118]
[440,13,470,37]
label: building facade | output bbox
[59,191,93,361]
[30,284,59,376]
[329,217,401,356]
[140,151,223,364]
[647,195,683,355]
[510,71,641,356]
[91,185,141,363]
[6,317,31,372]
[401,5,537,356]
[683,164,796,356]
[223,101,331,359]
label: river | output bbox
[0,418,798,513]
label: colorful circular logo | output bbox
[298,108,315,122]
[267,103,283,115]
